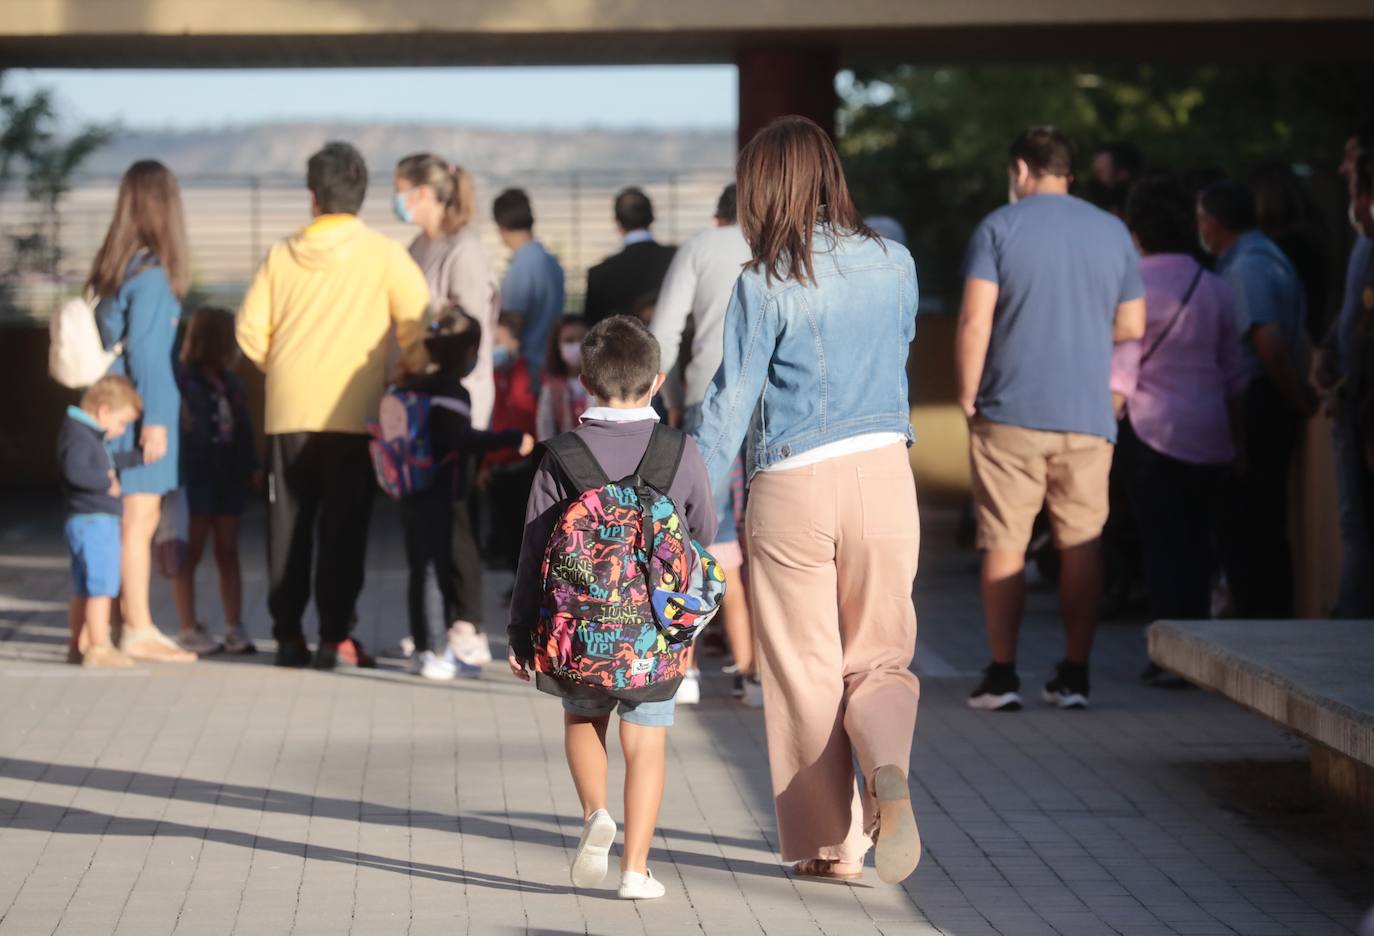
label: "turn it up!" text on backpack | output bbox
[535,425,725,703]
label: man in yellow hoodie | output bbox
[237,141,430,670]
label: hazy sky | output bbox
[8,66,738,131]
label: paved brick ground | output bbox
[0,496,1369,935]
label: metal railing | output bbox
[0,167,735,322]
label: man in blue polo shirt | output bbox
[1198,179,1312,619]
[493,188,566,382]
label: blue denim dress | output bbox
[96,261,182,496]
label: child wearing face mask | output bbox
[536,317,590,440]
[479,314,541,575]
[398,311,535,679]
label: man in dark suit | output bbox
[582,187,677,326]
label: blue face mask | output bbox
[393,191,413,224]
[492,346,514,370]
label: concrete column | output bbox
[736,45,839,151]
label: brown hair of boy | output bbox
[180,307,239,372]
[735,115,876,287]
[81,375,143,415]
[581,315,660,402]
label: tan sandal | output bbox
[82,643,135,669]
[871,765,921,884]
[791,858,864,881]
[120,625,197,663]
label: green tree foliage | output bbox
[1,74,114,305]
[839,63,1374,308]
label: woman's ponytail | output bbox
[444,164,475,234]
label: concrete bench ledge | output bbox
[1149,618,1374,815]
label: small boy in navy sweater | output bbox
[57,375,143,668]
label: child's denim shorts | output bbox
[65,513,121,598]
[562,694,675,727]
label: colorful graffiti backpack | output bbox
[535,425,726,703]
[367,388,467,499]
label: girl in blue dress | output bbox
[89,160,197,663]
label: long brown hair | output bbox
[396,152,474,234]
[736,116,876,286]
[86,160,190,298]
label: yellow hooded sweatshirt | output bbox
[237,215,431,435]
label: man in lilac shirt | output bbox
[1112,175,1245,651]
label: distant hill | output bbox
[81,122,737,179]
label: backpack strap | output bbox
[634,424,686,493]
[543,433,610,492]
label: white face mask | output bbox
[1349,201,1363,234]
[1007,179,1020,205]
[560,342,583,370]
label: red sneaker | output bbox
[314,638,376,670]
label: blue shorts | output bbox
[562,694,676,727]
[66,514,121,598]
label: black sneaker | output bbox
[1042,661,1090,709]
[732,674,746,699]
[273,638,313,668]
[968,663,1022,711]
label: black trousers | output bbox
[400,489,483,653]
[1121,418,1224,621]
[267,432,375,644]
[482,459,538,572]
[1218,379,1299,618]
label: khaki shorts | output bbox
[968,417,1113,552]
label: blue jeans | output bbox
[1332,408,1374,617]
[562,694,676,727]
[66,513,121,598]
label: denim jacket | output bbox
[692,228,919,490]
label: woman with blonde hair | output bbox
[692,116,922,884]
[89,159,197,662]
[393,154,501,429]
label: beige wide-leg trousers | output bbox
[746,443,921,864]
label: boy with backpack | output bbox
[376,312,534,680]
[507,315,722,900]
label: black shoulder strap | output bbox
[543,433,609,491]
[1139,263,1205,369]
[634,424,686,492]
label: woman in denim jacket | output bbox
[692,117,922,885]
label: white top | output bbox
[650,224,753,409]
[580,405,660,424]
[763,432,907,473]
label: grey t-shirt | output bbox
[964,193,1144,441]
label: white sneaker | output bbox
[741,674,764,709]
[676,670,701,705]
[570,809,617,888]
[617,869,666,900]
[419,650,457,681]
[450,621,492,666]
